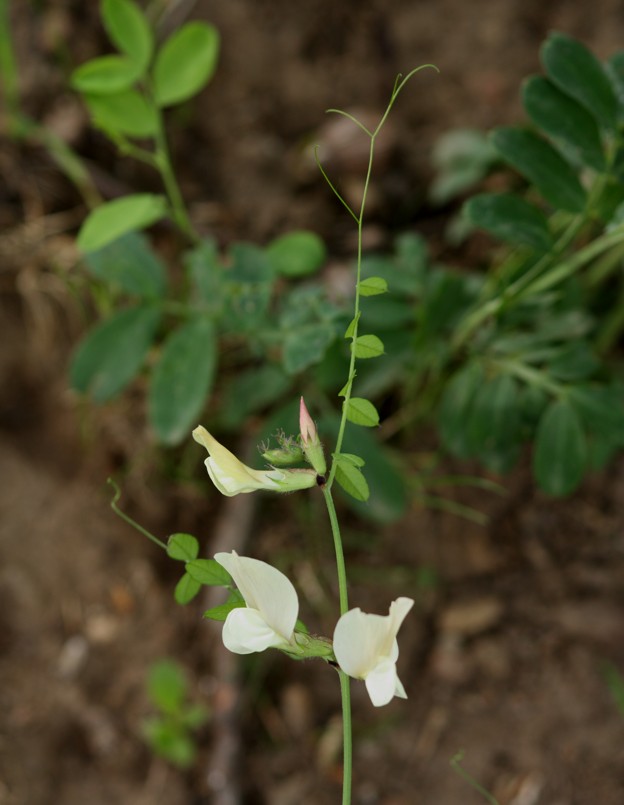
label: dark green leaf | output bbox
[334,461,369,502]
[218,364,291,428]
[542,32,618,130]
[77,194,167,252]
[167,533,200,562]
[84,231,167,298]
[568,383,624,436]
[102,0,153,72]
[548,341,599,381]
[84,89,157,137]
[153,22,219,107]
[186,239,222,306]
[185,559,232,587]
[467,373,523,473]
[71,54,141,94]
[465,192,553,251]
[491,127,587,212]
[345,397,379,427]
[282,324,335,374]
[149,317,217,445]
[438,361,484,458]
[266,230,326,277]
[533,397,588,496]
[174,572,201,605]
[523,76,606,171]
[70,306,160,402]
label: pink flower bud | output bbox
[299,397,317,445]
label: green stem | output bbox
[322,486,351,804]
[338,669,353,805]
[0,0,20,127]
[107,479,168,551]
[151,99,200,243]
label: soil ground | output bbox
[2,2,624,804]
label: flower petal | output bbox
[333,607,382,679]
[222,607,288,654]
[364,657,401,707]
[215,552,299,643]
[193,426,283,495]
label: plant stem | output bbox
[338,669,353,805]
[322,485,351,804]
[150,93,200,243]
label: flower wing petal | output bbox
[364,657,401,707]
[333,608,388,678]
[215,552,298,642]
[221,607,287,654]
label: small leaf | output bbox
[174,572,201,605]
[548,341,599,381]
[203,598,245,623]
[491,127,587,213]
[166,533,199,562]
[84,231,167,298]
[149,317,217,446]
[533,397,588,496]
[438,361,484,458]
[71,54,141,94]
[466,373,523,473]
[70,306,161,402]
[542,32,618,130]
[358,276,388,296]
[185,559,232,587]
[465,192,553,251]
[335,461,369,502]
[523,75,606,172]
[345,397,379,427]
[153,22,220,107]
[147,659,186,713]
[352,334,384,359]
[77,194,167,253]
[266,231,326,277]
[85,89,157,137]
[219,364,291,428]
[336,452,365,467]
[344,313,360,339]
[102,0,153,72]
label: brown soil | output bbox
[2,2,624,804]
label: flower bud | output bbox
[299,397,327,476]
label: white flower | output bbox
[214,551,299,655]
[333,597,414,707]
[193,426,316,496]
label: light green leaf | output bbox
[336,452,365,467]
[70,306,161,402]
[542,32,618,130]
[71,54,141,94]
[358,276,388,296]
[464,192,553,251]
[85,89,157,137]
[174,572,201,605]
[77,194,167,252]
[344,313,360,339]
[533,397,588,496]
[153,22,220,108]
[147,659,186,712]
[185,559,232,587]
[335,461,369,502]
[102,0,153,72]
[166,533,200,562]
[523,76,606,172]
[491,127,587,213]
[267,230,326,277]
[352,334,385,359]
[345,397,379,427]
[149,317,217,446]
[84,231,167,298]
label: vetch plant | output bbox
[110,66,435,802]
